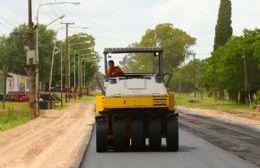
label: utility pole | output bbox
[73,50,77,99]
[48,40,57,109]
[193,53,197,99]
[25,0,38,119]
[83,62,86,94]
[81,59,83,95]
[49,41,57,91]
[61,22,74,103]
[68,43,71,101]
[78,54,81,98]
[60,45,63,107]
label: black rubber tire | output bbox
[131,118,145,151]
[113,117,126,151]
[166,117,179,151]
[96,119,108,152]
[149,118,161,151]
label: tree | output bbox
[119,42,141,72]
[37,25,56,88]
[203,29,260,103]
[170,59,205,93]
[214,0,233,51]
[0,24,56,90]
[66,33,99,91]
[0,36,11,109]
[0,24,99,100]
[213,0,233,99]
[120,23,196,74]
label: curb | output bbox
[73,123,95,168]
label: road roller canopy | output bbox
[103,47,164,75]
[103,47,163,54]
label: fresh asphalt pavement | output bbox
[81,128,257,168]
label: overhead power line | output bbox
[0,16,16,28]
[41,6,57,21]
[0,23,11,31]
[48,5,61,18]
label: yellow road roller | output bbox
[95,47,178,152]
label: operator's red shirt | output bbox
[107,66,123,77]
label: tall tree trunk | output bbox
[239,91,246,104]
[214,91,218,101]
[219,89,224,100]
[228,91,238,102]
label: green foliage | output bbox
[83,61,99,84]
[0,24,28,74]
[0,75,3,92]
[175,93,258,115]
[203,29,260,103]
[38,25,56,84]
[0,102,29,131]
[256,91,260,105]
[170,58,205,92]
[120,23,196,73]
[172,28,259,105]
[0,24,56,88]
[0,24,99,90]
[67,33,99,88]
[214,0,233,50]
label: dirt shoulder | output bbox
[0,103,95,168]
[178,106,260,131]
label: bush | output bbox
[256,91,260,105]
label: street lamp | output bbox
[36,1,80,64]
[81,57,99,95]
[35,1,80,106]
[67,39,90,100]
[49,40,60,92]
[79,54,99,95]
[57,27,89,102]
[68,42,91,99]
[46,15,65,27]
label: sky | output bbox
[0,0,260,71]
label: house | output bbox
[6,73,29,93]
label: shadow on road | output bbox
[103,145,197,153]
[178,145,197,152]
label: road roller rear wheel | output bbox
[131,118,145,151]
[113,117,127,151]
[96,118,108,152]
[149,118,161,151]
[166,116,179,151]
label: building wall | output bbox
[6,73,29,93]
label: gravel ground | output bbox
[0,103,95,168]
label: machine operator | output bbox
[107,60,124,77]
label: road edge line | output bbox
[73,123,95,168]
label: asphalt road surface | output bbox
[81,128,257,168]
[178,108,260,166]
